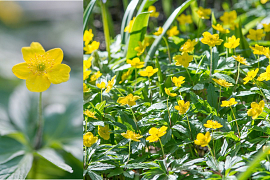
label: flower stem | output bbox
[158,138,165,159]
[186,115,192,140]
[130,107,140,134]
[167,97,172,127]
[210,47,213,76]
[207,145,218,168]
[148,76,152,104]
[185,67,194,86]
[218,86,221,113]
[126,140,131,164]
[100,89,102,102]
[230,106,241,137]
[35,92,43,149]
[253,80,269,108]
[162,36,171,64]
[114,87,124,96]
[236,62,240,84]
[134,68,137,91]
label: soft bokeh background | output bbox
[0,1,83,179]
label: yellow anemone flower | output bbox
[124,17,135,33]
[250,44,265,55]
[148,6,159,18]
[247,29,265,41]
[201,32,223,47]
[120,69,133,84]
[204,120,223,129]
[98,125,111,140]
[180,39,197,53]
[232,55,248,65]
[153,27,163,36]
[212,24,230,34]
[212,78,233,88]
[117,93,140,106]
[139,66,158,77]
[12,42,71,92]
[247,100,265,119]
[224,35,240,49]
[220,98,238,107]
[146,126,168,142]
[83,29,94,46]
[243,68,259,84]
[175,100,190,115]
[83,132,98,147]
[83,83,90,92]
[196,7,211,19]
[220,10,237,25]
[258,65,270,81]
[127,57,144,68]
[173,52,193,68]
[166,26,179,37]
[177,14,193,25]
[83,41,100,54]
[90,71,102,82]
[121,130,143,142]
[105,75,116,93]
[134,41,146,56]
[84,56,92,69]
[194,132,211,147]
[84,110,97,119]
[262,23,270,32]
[171,76,185,87]
[97,82,106,89]
[263,47,270,59]
[164,88,177,97]
[83,64,91,80]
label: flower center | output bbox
[37,63,46,71]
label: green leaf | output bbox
[235,20,251,58]
[88,162,115,171]
[136,0,158,16]
[121,162,159,169]
[207,83,218,110]
[107,167,124,178]
[118,111,137,131]
[87,170,103,180]
[126,12,150,60]
[145,0,194,63]
[146,102,166,112]
[83,0,97,32]
[37,148,73,173]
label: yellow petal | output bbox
[149,127,158,135]
[46,48,64,65]
[47,64,71,84]
[12,62,31,79]
[21,42,45,63]
[26,74,51,92]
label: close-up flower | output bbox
[194,132,211,147]
[146,126,168,142]
[83,132,98,147]
[90,71,102,81]
[174,52,193,68]
[124,17,135,33]
[250,44,265,55]
[247,29,265,41]
[121,130,143,142]
[224,35,240,49]
[127,57,144,68]
[175,100,190,114]
[232,55,248,65]
[171,76,185,87]
[140,66,158,77]
[220,98,238,107]
[212,78,233,88]
[201,32,223,47]
[204,120,223,129]
[247,100,265,119]
[83,41,100,54]
[243,68,259,84]
[98,125,111,140]
[148,5,159,18]
[258,65,270,81]
[196,6,211,19]
[134,41,146,56]
[119,69,133,84]
[262,23,270,32]
[212,24,230,34]
[83,29,94,46]
[84,110,98,119]
[97,82,106,89]
[164,87,177,97]
[166,26,179,37]
[12,42,71,92]
[220,10,237,25]
[153,26,163,36]
[117,93,140,106]
[177,14,192,25]
[180,39,197,53]
[105,75,116,93]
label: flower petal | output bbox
[12,62,31,79]
[26,74,51,92]
[21,42,45,63]
[47,64,71,84]
[46,48,64,65]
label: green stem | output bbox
[210,46,213,76]
[114,87,124,96]
[126,140,131,164]
[100,0,111,63]
[130,107,140,134]
[35,92,43,149]
[218,86,221,113]
[158,138,165,158]
[167,97,172,127]
[148,76,152,104]
[162,36,171,64]
[185,67,193,86]
[230,106,241,137]
[101,89,102,102]
[236,62,240,85]
[134,68,137,91]
[207,145,218,168]
[253,80,269,108]
[186,115,192,140]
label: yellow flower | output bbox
[166,26,179,37]
[243,68,259,84]
[121,130,143,142]
[224,35,240,49]
[12,42,71,92]
[83,64,91,80]
[84,56,92,69]
[258,65,270,81]
[175,100,190,115]
[127,57,144,68]
[90,71,102,82]
[83,29,94,46]
[194,132,211,147]
[171,76,185,87]
[263,23,270,32]
[247,29,265,41]
[261,0,269,4]
[97,82,106,89]
[83,41,100,54]
[263,47,270,59]
[164,88,177,97]
[220,98,238,107]
[120,69,133,84]
[180,39,197,53]
[124,17,135,33]
[83,132,98,147]
[220,10,237,25]
[117,93,140,106]
[247,100,265,119]
[83,83,89,92]
[148,6,159,18]
[212,24,230,34]
[232,55,248,65]
[84,110,97,119]
[204,120,223,129]
[153,27,163,36]
[250,44,265,55]
[134,41,146,56]
[212,78,233,88]
[196,7,211,19]
[140,66,158,77]
[146,126,167,142]
[143,36,154,47]
[98,125,111,140]
[105,75,116,93]
[177,14,193,25]
[263,146,270,154]
[173,52,193,68]
[201,32,223,47]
